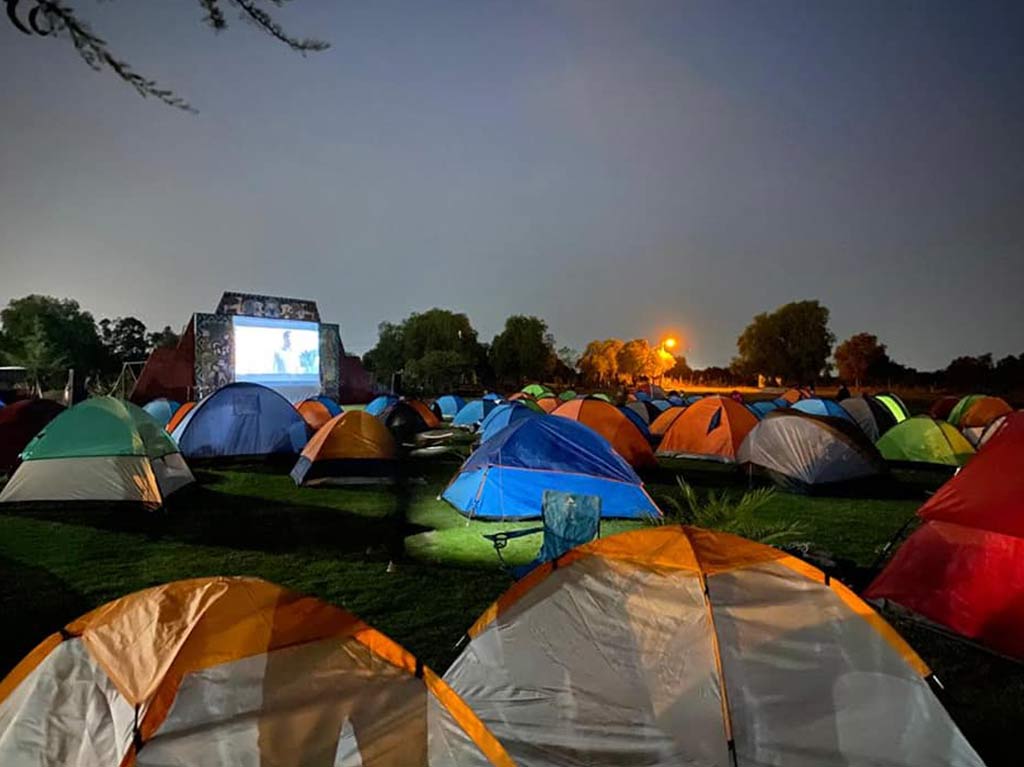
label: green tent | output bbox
[590,393,613,403]
[876,416,975,467]
[946,394,985,427]
[873,393,909,424]
[558,390,577,402]
[1,397,192,506]
[521,383,553,398]
[518,398,545,413]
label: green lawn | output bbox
[0,458,1018,765]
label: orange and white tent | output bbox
[291,410,397,486]
[656,395,758,461]
[443,527,983,767]
[551,397,656,469]
[0,577,513,767]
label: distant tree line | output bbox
[1,294,1019,397]
[0,295,179,392]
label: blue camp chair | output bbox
[484,490,601,579]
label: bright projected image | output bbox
[233,316,320,386]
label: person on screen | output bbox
[273,330,301,375]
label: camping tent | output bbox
[478,402,543,443]
[558,389,577,401]
[365,394,398,416]
[625,400,662,425]
[792,397,854,421]
[959,396,1012,445]
[656,396,758,462]
[142,398,180,427]
[444,526,982,767]
[521,383,551,398]
[171,383,309,459]
[434,394,466,420]
[0,397,193,505]
[296,398,341,432]
[648,405,686,437]
[165,401,195,433]
[482,391,503,401]
[873,393,910,424]
[930,396,960,421]
[406,399,442,429]
[0,577,514,767]
[977,412,1016,450]
[946,394,985,427]
[442,417,659,520]
[748,400,781,419]
[553,398,657,468]
[0,399,65,472]
[839,395,897,442]
[618,405,651,438]
[876,416,975,467]
[737,411,885,491]
[779,387,807,404]
[452,399,498,429]
[291,410,397,485]
[535,394,560,413]
[866,412,1024,660]
[650,398,671,411]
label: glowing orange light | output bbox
[663,337,677,350]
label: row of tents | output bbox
[0,531,988,766]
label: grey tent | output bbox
[737,411,886,491]
[839,395,897,442]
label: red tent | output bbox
[866,411,1024,659]
[0,399,66,472]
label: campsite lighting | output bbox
[663,337,677,350]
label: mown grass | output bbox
[0,457,1018,765]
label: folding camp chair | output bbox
[484,490,601,579]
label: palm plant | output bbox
[652,476,803,544]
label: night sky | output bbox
[1,1,1021,369]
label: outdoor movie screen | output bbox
[233,316,320,387]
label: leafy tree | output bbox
[0,317,67,391]
[5,0,328,111]
[943,354,994,391]
[362,322,406,385]
[579,339,624,386]
[490,315,555,386]
[834,333,891,386]
[616,339,651,384]
[363,310,483,392]
[732,300,835,384]
[994,354,1023,392]
[99,316,150,365]
[0,295,105,386]
[147,325,180,350]
[667,355,692,381]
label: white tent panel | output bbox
[0,456,162,504]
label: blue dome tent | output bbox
[435,395,466,420]
[482,392,503,402]
[142,398,181,427]
[792,398,854,422]
[310,395,343,417]
[619,406,651,437]
[366,395,399,416]
[478,403,543,443]
[171,383,309,459]
[748,400,781,419]
[442,417,660,520]
[452,399,499,429]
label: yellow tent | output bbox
[0,577,512,767]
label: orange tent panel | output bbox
[165,401,195,434]
[657,396,758,461]
[407,399,442,429]
[552,398,656,469]
[649,406,687,437]
[960,396,1012,429]
[301,411,397,462]
[536,396,559,413]
[296,400,334,431]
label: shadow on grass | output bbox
[0,554,90,674]
[0,482,432,557]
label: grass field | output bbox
[0,455,1019,764]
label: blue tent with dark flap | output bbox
[442,417,659,520]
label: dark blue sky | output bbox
[1,1,1021,368]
